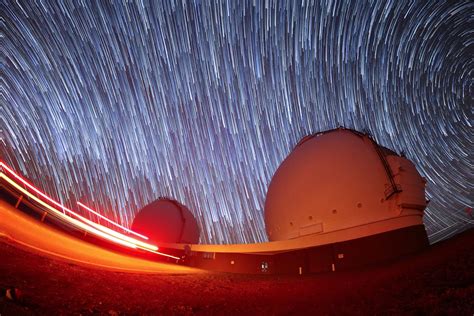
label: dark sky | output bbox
[2,0,472,244]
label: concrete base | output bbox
[177,225,429,274]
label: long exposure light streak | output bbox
[77,202,149,240]
[1,162,152,247]
[0,162,184,259]
[1,172,138,250]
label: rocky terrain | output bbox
[1,229,473,315]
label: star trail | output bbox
[2,0,472,244]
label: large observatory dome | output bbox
[131,198,200,244]
[265,128,427,242]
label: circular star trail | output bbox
[2,0,472,244]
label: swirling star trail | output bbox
[2,0,472,244]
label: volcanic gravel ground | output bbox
[1,229,473,315]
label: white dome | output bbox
[264,129,427,242]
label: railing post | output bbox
[15,195,23,209]
[41,211,48,222]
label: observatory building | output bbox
[132,128,429,274]
[0,128,429,275]
[265,128,428,244]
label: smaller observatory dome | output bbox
[131,198,200,244]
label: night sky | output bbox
[2,0,472,244]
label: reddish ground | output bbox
[1,229,473,315]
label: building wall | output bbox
[179,225,429,274]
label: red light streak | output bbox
[77,201,149,240]
[0,161,180,261]
[1,174,138,249]
[1,162,83,218]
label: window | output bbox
[202,252,215,259]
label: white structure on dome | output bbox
[264,128,427,242]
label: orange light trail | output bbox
[1,162,155,250]
[149,250,181,260]
[1,173,138,249]
[0,161,180,261]
[77,201,149,240]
